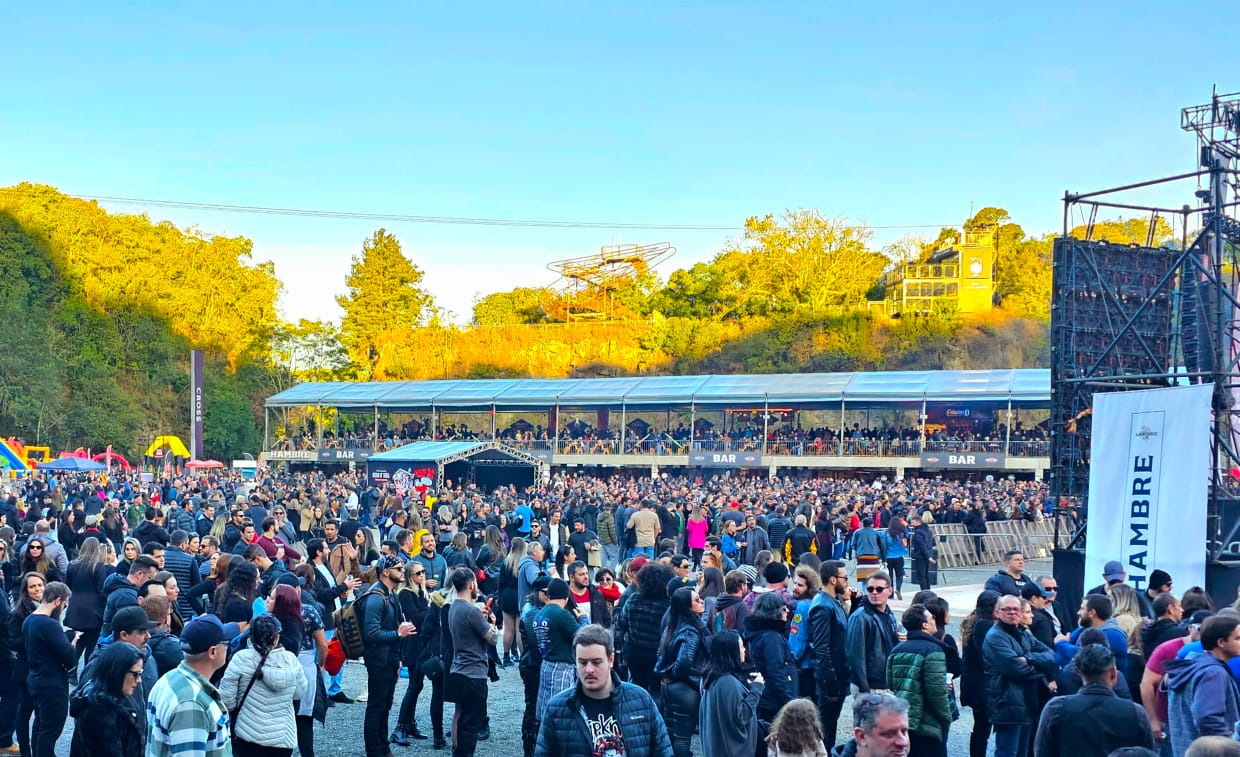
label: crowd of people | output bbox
[271,416,1050,458]
[0,466,1232,757]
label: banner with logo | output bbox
[1085,384,1211,593]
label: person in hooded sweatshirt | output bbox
[743,592,798,723]
[1165,614,1240,756]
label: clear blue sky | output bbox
[3,3,1236,323]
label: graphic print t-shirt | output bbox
[580,694,626,757]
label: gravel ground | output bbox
[56,558,1037,755]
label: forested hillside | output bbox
[1,185,1168,458]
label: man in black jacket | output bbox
[984,549,1034,597]
[845,570,899,693]
[1024,582,1058,649]
[1142,593,1184,653]
[360,555,415,757]
[1033,644,1154,757]
[1036,575,1073,636]
[809,559,853,750]
[766,506,791,561]
[566,561,611,627]
[909,514,936,591]
[984,594,1059,757]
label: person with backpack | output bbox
[354,555,415,757]
[707,570,752,635]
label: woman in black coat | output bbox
[653,586,711,757]
[64,537,112,668]
[415,588,449,750]
[960,590,1000,757]
[742,592,798,722]
[393,563,431,745]
[69,640,145,757]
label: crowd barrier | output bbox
[927,516,1073,569]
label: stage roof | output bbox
[369,440,488,463]
[267,368,1050,411]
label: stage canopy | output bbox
[367,440,543,493]
[268,368,1050,412]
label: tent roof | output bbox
[368,440,543,466]
[267,368,1051,410]
[368,440,488,463]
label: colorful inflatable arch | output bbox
[145,436,191,459]
[92,451,133,470]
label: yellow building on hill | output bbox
[880,227,997,315]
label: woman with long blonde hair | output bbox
[65,537,111,666]
[499,536,527,665]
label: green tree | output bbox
[337,229,436,375]
[653,210,887,319]
[272,319,352,382]
[472,287,552,326]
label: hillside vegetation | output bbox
[1,184,1168,457]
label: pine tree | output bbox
[336,229,436,376]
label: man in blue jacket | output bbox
[1165,614,1240,755]
[536,623,671,757]
[1053,594,1129,673]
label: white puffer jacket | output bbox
[219,646,307,748]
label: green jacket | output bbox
[597,511,617,546]
[885,630,953,741]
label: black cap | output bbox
[531,575,552,593]
[546,578,570,600]
[112,605,158,635]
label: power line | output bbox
[0,187,960,232]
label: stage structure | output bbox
[1050,89,1240,568]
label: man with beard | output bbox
[810,559,854,750]
[535,624,672,757]
[23,581,75,757]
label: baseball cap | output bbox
[628,556,650,574]
[179,615,240,654]
[1103,561,1126,582]
[546,578,570,600]
[531,575,552,593]
[112,605,158,635]
[1190,610,1214,627]
[1021,583,1052,601]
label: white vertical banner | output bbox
[1085,384,1212,593]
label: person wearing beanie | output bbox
[534,578,588,720]
[745,561,796,617]
[1143,569,1173,619]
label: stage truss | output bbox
[1050,89,1240,561]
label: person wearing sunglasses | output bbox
[845,570,900,693]
[68,633,147,757]
[19,539,61,584]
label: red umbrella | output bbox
[185,459,225,469]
